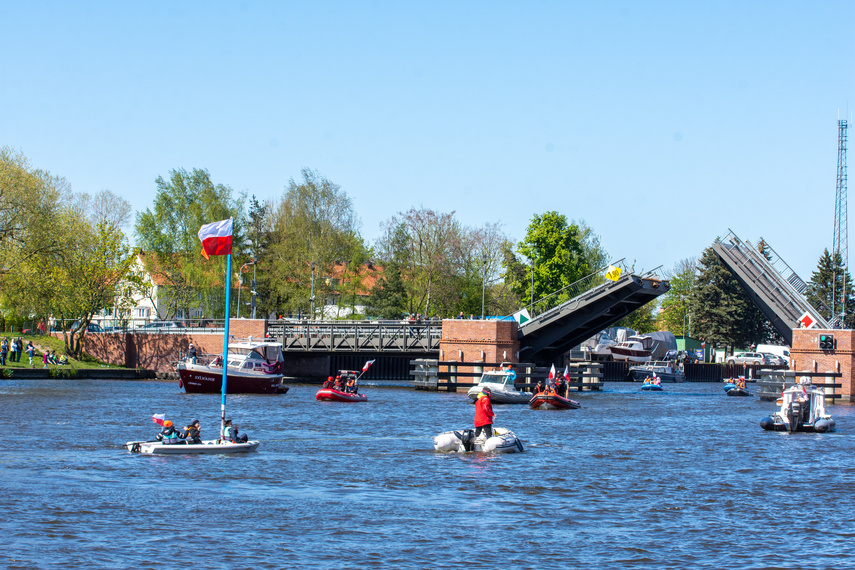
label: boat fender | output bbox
[515,438,524,452]
[759,417,775,431]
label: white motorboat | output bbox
[628,361,685,382]
[177,337,288,394]
[433,427,524,453]
[760,379,835,433]
[467,370,531,404]
[124,439,260,455]
[608,335,653,362]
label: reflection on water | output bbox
[2,379,855,569]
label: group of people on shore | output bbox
[155,418,250,445]
[322,374,359,393]
[0,337,67,368]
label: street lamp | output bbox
[310,261,316,320]
[250,260,258,319]
[235,261,252,318]
[481,254,488,319]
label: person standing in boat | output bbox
[156,420,185,444]
[186,343,197,365]
[474,386,496,439]
[184,419,202,444]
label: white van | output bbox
[756,344,790,365]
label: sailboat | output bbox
[125,218,260,455]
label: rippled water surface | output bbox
[3,378,855,569]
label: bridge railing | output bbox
[267,321,442,352]
[519,259,633,324]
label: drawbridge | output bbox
[518,261,670,363]
[712,229,830,346]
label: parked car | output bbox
[762,352,786,366]
[138,321,185,330]
[69,321,104,333]
[725,352,769,365]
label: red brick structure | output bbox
[439,319,520,366]
[65,319,267,375]
[791,328,855,402]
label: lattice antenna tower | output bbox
[832,119,848,323]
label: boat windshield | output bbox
[229,345,282,362]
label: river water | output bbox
[2,378,855,569]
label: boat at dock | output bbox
[177,337,289,394]
[467,370,531,404]
[760,379,835,433]
[608,335,654,362]
[629,361,685,383]
[433,427,524,453]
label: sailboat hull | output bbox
[125,439,260,455]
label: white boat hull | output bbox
[125,439,260,455]
[433,427,524,453]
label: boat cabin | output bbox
[779,381,827,424]
[477,370,517,388]
[224,341,284,373]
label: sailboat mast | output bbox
[221,253,232,441]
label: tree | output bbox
[689,247,768,351]
[259,169,362,318]
[807,248,855,327]
[656,258,697,336]
[134,168,246,319]
[506,211,591,307]
[366,262,408,319]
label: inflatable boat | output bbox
[433,427,524,453]
[316,388,368,402]
[760,380,835,433]
[726,387,751,397]
[528,393,581,409]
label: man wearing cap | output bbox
[186,343,197,364]
[474,386,496,439]
[184,419,202,444]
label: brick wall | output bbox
[70,319,267,375]
[439,319,520,366]
[791,328,854,402]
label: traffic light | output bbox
[819,334,835,350]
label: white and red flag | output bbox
[362,359,376,372]
[548,364,556,379]
[563,365,570,381]
[152,413,166,426]
[198,218,234,260]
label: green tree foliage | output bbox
[505,211,592,307]
[366,262,408,319]
[616,302,658,333]
[259,169,362,318]
[689,247,768,351]
[134,168,246,319]
[656,258,697,336]
[807,248,855,327]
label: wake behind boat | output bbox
[177,337,289,395]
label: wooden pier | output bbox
[409,359,603,392]
[754,370,842,402]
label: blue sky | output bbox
[2,1,853,280]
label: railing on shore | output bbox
[755,370,842,402]
[410,359,603,392]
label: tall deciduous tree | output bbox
[134,168,246,319]
[656,258,697,336]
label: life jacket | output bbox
[222,426,233,440]
[161,427,179,443]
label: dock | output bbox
[755,370,842,402]
[409,359,603,392]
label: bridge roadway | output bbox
[267,321,442,353]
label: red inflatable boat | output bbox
[316,388,368,402]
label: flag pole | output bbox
[221,252,232,442]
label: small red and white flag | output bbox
[152,413,166,426]
[198,218,233,260]
[701,341,706,348]
[563,365,570,381]
[548,364,556,379]
[362,359,375,372]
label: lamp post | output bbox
[310,261,316,320]
[250,260,257,319]
[236,262,252,318]
[481,254,488,319]
[530,259,535,308]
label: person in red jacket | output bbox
[474,386,496,439]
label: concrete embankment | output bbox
[7,368,157,380]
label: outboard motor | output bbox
[787,401,803,433]
[460,429,475,452]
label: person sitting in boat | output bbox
[736,377,746,390]
[186,344,197,364]
[345,377,356,393]
[156,420,185,444]
[333,376,343,391]
[222,419,248,443]
[323,376,334,389]
[534,380,545,394]
[231,425,249,444]
[474,386,495,440]
[184,419,202,444]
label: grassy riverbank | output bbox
[0,333,122,374]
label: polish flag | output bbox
[198,218,233,260]
[362,359,375,372]
[548,364,556,379]
[563,365,570,381]
[152,413,166,426]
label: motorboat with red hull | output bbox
[529,393,581,410]
[177,338,289,395]
[316,388,367,402]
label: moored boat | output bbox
[433,427,524,453]
[608,335,654,362]
[177,337,289,394]
[528,392,581,410]
[467,370,530,404]
[760,379,835,433]
[629,361,685,383]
